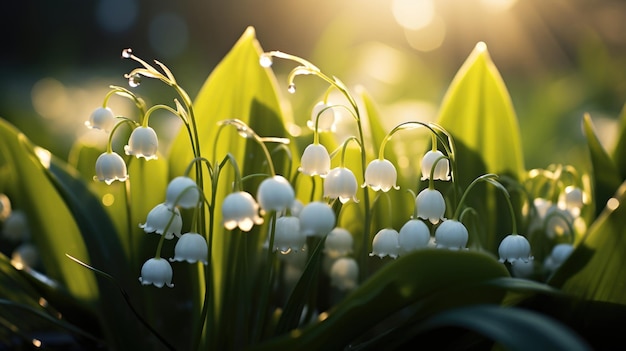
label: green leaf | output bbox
[549,180,626,305]
[612,104,626,180]
[436,42,524,182]
[0,119,98,307]
[435,42,525,252]
[251,250,509,350]
[583,113,623,217]
[414,305,591,351]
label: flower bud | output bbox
[273,216,305,254]
[139,203,183,239]
[222,191,263,232]
[434,219,468,250]
[324,167,358,203]
[416,188,446,224]
[299,201,336,237]
[420,150,450,181]
[95,152,128,185]
[498,234,533,265]
[398,219,430,255]
[124,126,158,160]
[299,143,331,177]
[166,176,201,209]
[330,257,358,291]
[307,101,335,132]
[170,232,208,264]
[370,228,400,259]
[364,159,399,192]
[139,258,174,288]
[324,227,353,258]
[257,175,295,212]
[86,107,116,132]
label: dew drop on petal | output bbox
[259,54,273,68]
[287,84,296,94]
[121,48,133,58]
[128,73,141,87]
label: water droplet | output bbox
[287,84,296,94]
[128,74,141,87]
[259,54,273,68]
[121,48,133,58]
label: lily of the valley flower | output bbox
[421,150,450,181]
[329,257,358,291]
[544,243,574,273]
[364,159,399,192]
[166,176,201,209]
[370,228,400,259]
[324,167,358,203]
[222,191,263,231]
[95,152,128,185]
[139,258,173,288]
[324,227,353,258]
[273,216,305,254]
[125,126,158,160]
[139,203,183,239]
[498,233,533,265]
[560,186,584,217]
[257,175,295,212]
[416,188,446,224]
[299,143,331,177]
[86,107,116,132]
[434,219,468,250]
[308,101,335,132]
[398,219,430,255]
[170,232,208,265]
[299,201,336,237]
[2,210,30,242]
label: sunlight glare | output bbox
[480,0,518,13]
[391,0,435,30]
[404,16,446,52]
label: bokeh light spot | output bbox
[96,0,138,33]
[392,0,435,30]
[404,16,446,52]
[102,193,115,207]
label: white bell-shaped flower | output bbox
[222,191,263,231]
[299,143,331,177]
[544,205,574,239]
[307,101,336,132]
[330,257,358,291]
[139,258,174,288]
[86,107,116,132]
[370,228,400,259]
[435,219,468,250]
[416,188,446,224]
[528,198,552,233]
[124,126,158,160]
[559,186,584,217]
[420,150,450,181]
[170,232,208,264]
[95,152,128,185]
[139,203,182,239]
[511,259,535,278]
[398,219,430,255]
[498,234,533,265]
[11,243,38,269]
[273,216,305,254]
[2,210,30,242]
[324,167,358,203]
[544,243,574,273]
[324,227,353,258]
[364,159,399,192]
[257,175,295,212]
[166,176,201,209]
[299,201,336,237]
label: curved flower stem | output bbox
[252,211,278,343]
[102,85,148,116]
[428,155,449,190]
[106,118,137,153]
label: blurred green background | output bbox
[1,0,625,171]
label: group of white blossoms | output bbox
[87,90,542,291]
